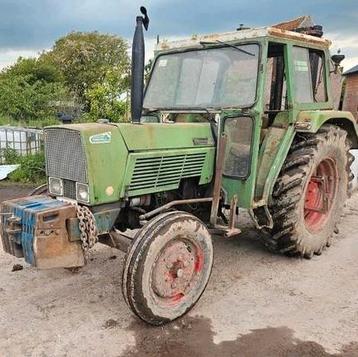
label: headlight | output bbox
[76,183,89,203]
[48,177,63,196]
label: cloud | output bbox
[0,48,42,70]
[0,0,357,69]
[327,33,358,71]
[0,0,357,48]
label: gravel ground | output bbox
[0,186,357,356]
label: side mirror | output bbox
[331,53,345,74]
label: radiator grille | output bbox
[128,152,207,192]
[44,128,87,183]
[63,179,77,200]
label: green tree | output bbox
[0,74,68,121]
[2,56,63,84]
[43,31,130,109]
[0,31,130,124]
[85,66,129,122]
[0,56,69,122]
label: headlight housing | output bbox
[48,177,63,196]
[76,183,90,203]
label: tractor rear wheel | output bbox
[122,211,213,325]
[263,125,354,258]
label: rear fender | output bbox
[256,110,358,207]
[295,110,358,148]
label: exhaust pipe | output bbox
[131,6,149,123]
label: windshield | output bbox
[143,44,259,110]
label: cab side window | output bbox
[292,46,327,103]
[263,43,287,126]
[310,50,327,102]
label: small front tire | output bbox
[122,211,213,325]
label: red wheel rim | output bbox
[151,238,204,306]
[304,158,338,232]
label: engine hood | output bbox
[115,122,215,151]
[44,122,215,206]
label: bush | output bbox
[0,75,69,122]
[3,149,46,184]
[2,147,19,164]
[85,81,128,122]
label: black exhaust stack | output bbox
[131,6,149,123]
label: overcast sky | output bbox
[0,0,357,71]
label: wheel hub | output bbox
[304,158,338,232]
[152,239,202,303]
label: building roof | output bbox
[343,65,358,76]
[155,26,331,52]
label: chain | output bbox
[74,204,98,254]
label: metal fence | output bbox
[0,126,43,163]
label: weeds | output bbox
[2,148,46,184]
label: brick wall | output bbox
[343,74,358,121]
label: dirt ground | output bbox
[0,185,358,357]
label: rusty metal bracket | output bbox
[209,226,241,238]
[249,205,274,230]
[228,195,238,231]
[209,195,241,238]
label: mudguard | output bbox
[295,110,358,148]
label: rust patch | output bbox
[34,204,85,268]
[268,27,331,48]
[156,25,330,53]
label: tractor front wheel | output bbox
[122,211,213,325]
[264,125,354,258]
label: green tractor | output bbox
[1,9,357,325]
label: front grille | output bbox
[44,128,87,183]
[128,152,207,193]
[63,179,77,200]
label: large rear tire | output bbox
[263,125,354,258]
[122,211,213,325]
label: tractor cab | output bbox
[141,19,340,213]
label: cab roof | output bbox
[155,26,331,52]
